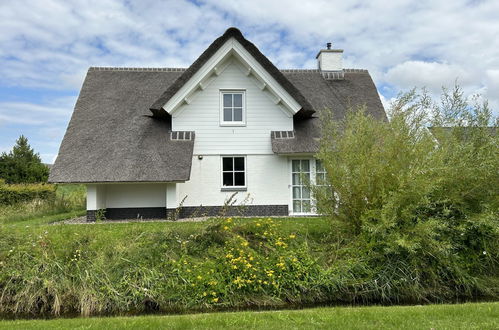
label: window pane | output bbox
[233,93,242,107]
[223,94,232,107]
[292,160,300,172]
[302,200,311,213]
[223,108,232,121]
[302,187,310,199]
[234,157,244,171]
[292,173,301,185]
[233,108,243,121]
[222,157,233,171]
[317,173,326,186]
[234,172,245,186]
[292,187,301,198]
[223,172,234,186]
[316,160,324,172]
[293,200,301,213]
[301,160,310,172]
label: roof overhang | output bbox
[161,38,302,116]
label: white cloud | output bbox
[0,0,498,162]
[385,61,474,93]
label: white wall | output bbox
[86,184,107,210]
[177,155,289,207]
[104,183,167,208]
[318,51,343,71]
[172,60,293,155]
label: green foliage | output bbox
[315,85,499,302]
[0,135,49,184]
[0,217,497,318]
[0,184,85,224]
[0,182,55,205]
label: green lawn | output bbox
[1,302,497,329]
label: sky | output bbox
[1,0,498,163]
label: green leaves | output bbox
[316,85,499,297]
[0,135,49,184]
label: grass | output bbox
[0,184,85,225]
[1,302,497,329]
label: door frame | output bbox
[288,157,317,216]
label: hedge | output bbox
[0,180,56,205]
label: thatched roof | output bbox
[49,28,386,183]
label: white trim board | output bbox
[162,37,301,116]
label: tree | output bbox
[314,86,498,299]
[0,135,49,183]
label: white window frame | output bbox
[220,155,247,191]
[220,90,246,127]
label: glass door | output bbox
[291,159,311,214]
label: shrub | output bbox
[0,183,56,205]
[315,86,499,302]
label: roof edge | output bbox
[149,27,315,117]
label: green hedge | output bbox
[0,180,56,205]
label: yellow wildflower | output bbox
[289,234,296,239]
[241,241,249,247]
[197,275,203,280]
[212,297,219,303]
[223,226,229,230]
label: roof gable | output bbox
[150,27,315,118]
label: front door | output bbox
[291,159,312,214]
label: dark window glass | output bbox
[233,108,242,121]
[234,172,245,186]
[233,93,242,107]
[222,92,243,123]
[223,108,232,121]
[222,156,246,187]
[223,94,232,107]
[234,157,244,171]
[222,157,233,171]
[223,172,233,186]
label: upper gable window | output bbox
[220,90,245,126]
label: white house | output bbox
[49,28,386,221]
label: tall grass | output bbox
[0,184,85,224]
[0,217,496,318]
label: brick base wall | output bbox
[87,205,289,221]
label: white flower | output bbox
[483,251,487,255]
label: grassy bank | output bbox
[1,215,497,318]
[0,184,85,225]
[1,302,498,329]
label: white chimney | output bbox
[316,42,343,72]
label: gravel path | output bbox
[55,216,210,225]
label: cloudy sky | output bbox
[1,0,498,163]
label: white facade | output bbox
[173,60,293,155]
[87,41,321,217]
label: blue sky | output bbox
[1,0,498,163]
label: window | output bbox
[220,91,245,125]
[315,160,328,186]
[222,156,246,188]
[292,159,311,213]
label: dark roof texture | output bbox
[271,70,386,154]
[50,28,386,183]
[49,68,195,183]
[150,27,315,118]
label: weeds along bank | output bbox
[0,184,85,225]
[0,217,497,317]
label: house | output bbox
[49,27,386,221]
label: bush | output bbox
[0,182,56,205]
[315,86,499,302]
[0,135,49,184]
